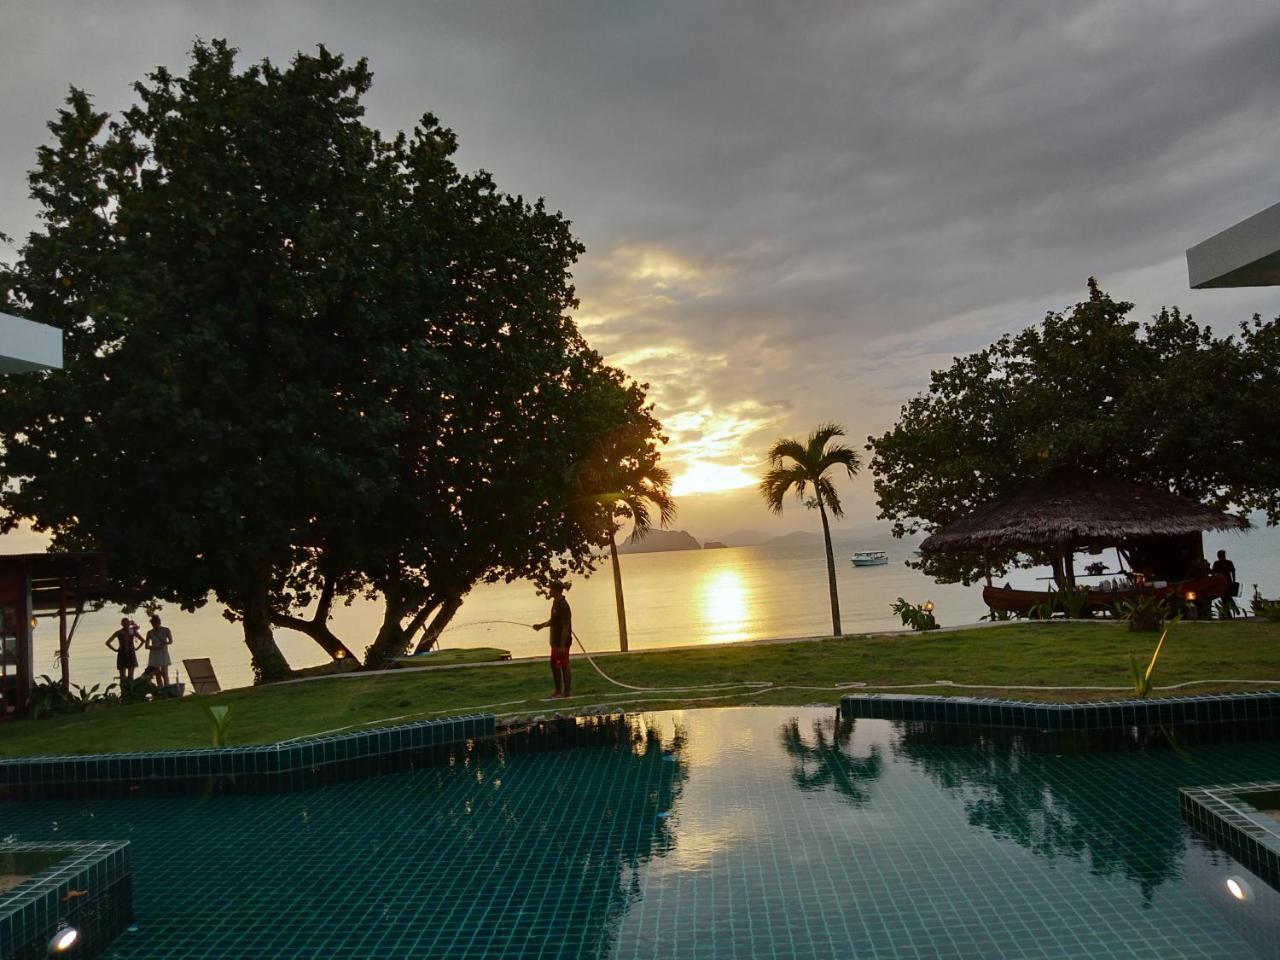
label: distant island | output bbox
[616,529,702,554]
[768,530,822,546]
[613,528,848,555]
[714,529,770,547]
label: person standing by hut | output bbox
[1212,550,1239,618]
[145,614,174,686]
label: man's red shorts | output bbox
[550,645,570,668]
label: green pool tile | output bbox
[1,708,1278,958]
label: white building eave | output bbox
[0,311,63,373]
[1186,200,1280,289]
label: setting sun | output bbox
[671,460,758,496]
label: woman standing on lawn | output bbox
[145,614,174,686]
[105,618,143,686]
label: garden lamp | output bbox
[47,922,78,955]
[923,600,935,614]
[1226,876,1252,902]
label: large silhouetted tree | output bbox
[0,40,665,680]
[869,280,1280,585]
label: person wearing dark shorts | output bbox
[106,617,142,685]
[534,583,573,699]
[1212,550,1238,619]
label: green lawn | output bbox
[3,620,1277,757]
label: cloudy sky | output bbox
[3,1,1279,540]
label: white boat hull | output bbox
[851,552,888,567]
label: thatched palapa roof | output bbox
[919,473,1248,554]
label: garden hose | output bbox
[281,620,1280,739]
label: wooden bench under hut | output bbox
[918,474,1248,615]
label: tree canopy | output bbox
[0,40,663,680]
[868,279,1280,584]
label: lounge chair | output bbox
[182,658,221,695]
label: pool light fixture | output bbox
[48,922,78,954]
[1226,876,1252,901]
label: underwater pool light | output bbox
[1226,876,1252,901]
[47,922,78,954]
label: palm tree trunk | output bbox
[816,496,842,636]
[609,534,629,652]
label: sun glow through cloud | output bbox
[671,460,757,496]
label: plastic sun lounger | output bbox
[182,658,221,695]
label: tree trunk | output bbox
[241,577,291,684]
[268,573,359,662]
[364,589,429,668]
[269,612,358,663]
[816,496,842,636]
[409,595,463,653]
[609,535,629,652]
[1050,554,1066,589]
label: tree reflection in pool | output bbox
[0,708,1277,959]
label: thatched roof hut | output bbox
[919,474,1247,555]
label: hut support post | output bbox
[58,579,69,694]
[1063,548,1075,588]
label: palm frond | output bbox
[766,437,810,468]
[760,464,809,515]
[807,422,847,461]
[761,422,856,518]
[627,496,654,540]
[818,442,861,478]
[816,476,844,519]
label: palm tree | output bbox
[760,422,860,636]
[576,428,676,652]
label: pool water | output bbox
[1,707,1278,959]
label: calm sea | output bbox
[30,525,1277,693]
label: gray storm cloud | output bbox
[3,0,1278,534]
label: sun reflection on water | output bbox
[699,567,751,643]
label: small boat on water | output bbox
[851,550,889,567]
[982,574,1230,613]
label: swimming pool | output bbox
[1,707,1277,958]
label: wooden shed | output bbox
[0,552,107,717]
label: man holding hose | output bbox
[534,582,573,699]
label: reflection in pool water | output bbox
[0,708,1278,958]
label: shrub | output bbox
[891,598,939,631]
[29,675,112,719]
[1114,593,1169,631]
[1249,586,1280,623]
